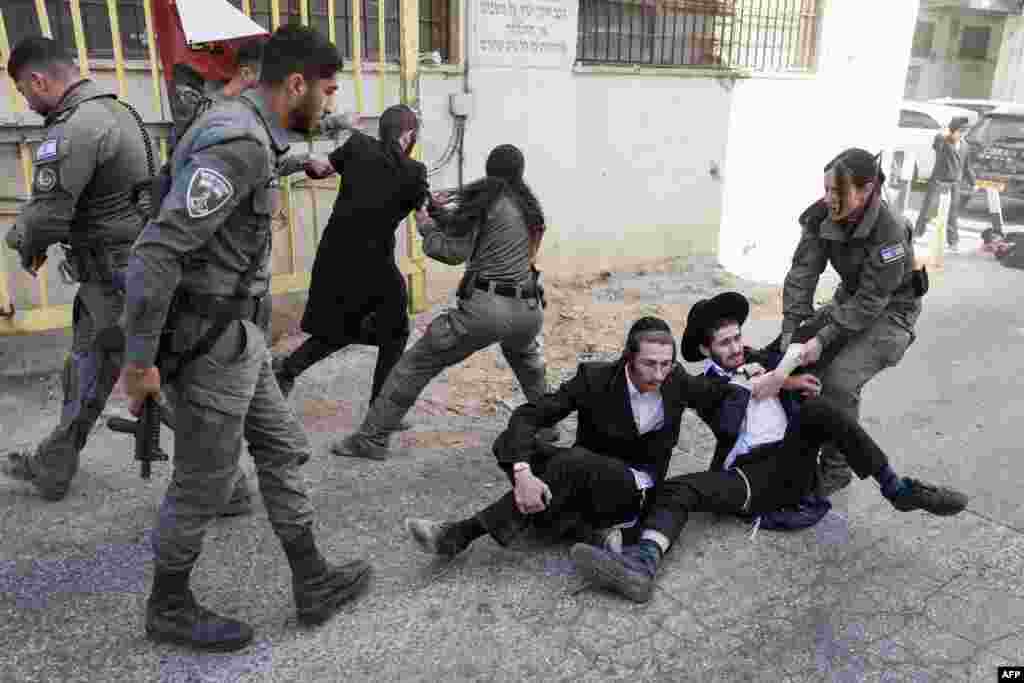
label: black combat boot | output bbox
[284,530,373,626]
[145,568,254,652]
[1,450,68,501]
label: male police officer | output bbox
[1,38,153,501]
[120,26,372,651]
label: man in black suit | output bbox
[405,317,745,598]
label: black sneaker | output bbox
[293,560,373,626]
[889,478,968,516]
[571,543,655,603]
[146,590,254,652]
[406,518,471,557]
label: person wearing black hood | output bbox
[273,104,428,404]
[779,148,924,497]
[332,144,553,460]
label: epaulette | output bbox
[798,199,829,235]
[49,108,75,125]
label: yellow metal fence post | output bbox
[398,0,423,313]
[377,0,385,114]
[351,0,364,113]
[105,0,129,99]
[33,0,53,38]
[0,8,17,318]
[142,0,167,162]
[271,0,282,30]
[69,0,90,77]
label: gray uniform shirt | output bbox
[123,90,289,367]
[420,194,532,284]
[10,80,150,262]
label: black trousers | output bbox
[651,396,890,541]
[281,327,409,402]
[477,447,647,547]
[479,396,891,549]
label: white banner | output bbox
[470,0,579,69]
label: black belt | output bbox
[474,278,538,299]
[176,290,263,321]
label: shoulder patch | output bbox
[186,168,235,219]
[34,166,59,193]
[879,242,906,265]
[36,138,60,162]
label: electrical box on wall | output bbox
[450,93,473,119]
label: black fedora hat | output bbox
[681,292,750,362]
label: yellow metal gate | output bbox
[0,0,424,337]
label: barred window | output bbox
[577,0,820,72]
[240,0,450,64]
[3,0,151,61]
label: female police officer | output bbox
[780,148,923,496]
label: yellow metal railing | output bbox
[0,0,424,337]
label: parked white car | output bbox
[927,97,1015,117]
[889,100,977,182]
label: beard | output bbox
[288,89,320,134]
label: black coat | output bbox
[301,131,429,344]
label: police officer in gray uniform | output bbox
[120,26,371,651]
[334,144,552,460]
[781,148,923,496]
[0,38,159,501]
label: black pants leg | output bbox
[476,447,644,546]
[281,335,347,380]
[789,396,889,480]
[642,470,749,542]
[369,328,409,403]
[640,396,893,541]
[367,264,411,403]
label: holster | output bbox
[456,269,478,301]
[160,289,265,382]
[911,266,929,298]
[132,165,172,221]
[60,243,116,284]
[530,266,547,309]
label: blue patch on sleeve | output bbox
[879,243,906,264]
[35,138,59,162]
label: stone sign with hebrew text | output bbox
[470,0,579,69]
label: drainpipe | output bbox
[458,0,471,190]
